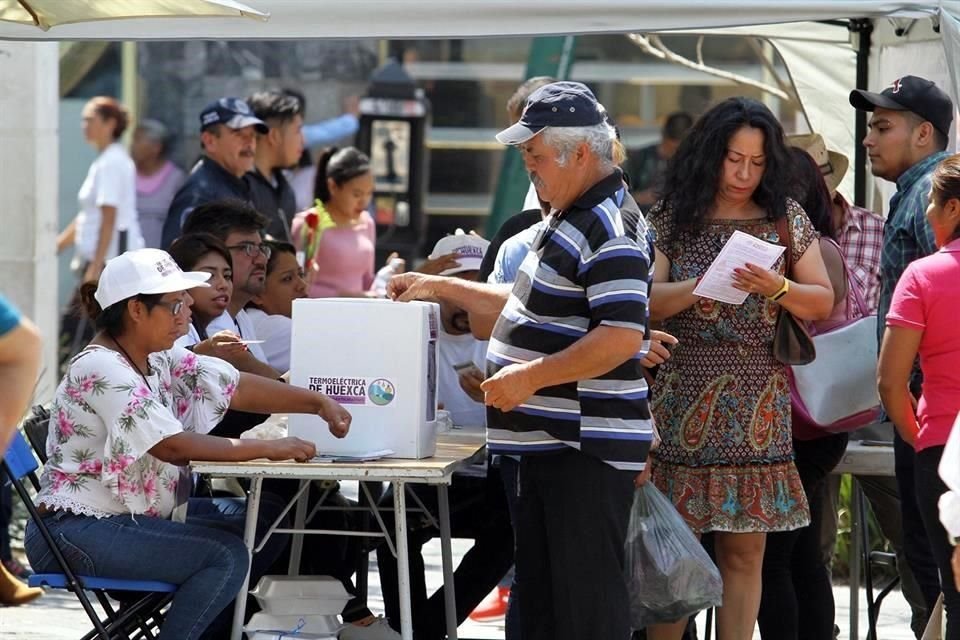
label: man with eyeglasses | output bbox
[160,97,268,249]
[181,199,280,379]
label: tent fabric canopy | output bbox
[0,0,952,40]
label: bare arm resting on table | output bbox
[0,318,41,453]
[150,373,352,466]
[877,325,923,446]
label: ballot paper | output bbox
[692,230,785,305]
[313,449,395,463]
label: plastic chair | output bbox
[1,429,176,640]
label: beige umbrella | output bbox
[0,0,268,31]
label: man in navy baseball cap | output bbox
[199,97,268,134]
[160,98,268,247]
[496,81,607,145]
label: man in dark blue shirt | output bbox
[160,98,267,248]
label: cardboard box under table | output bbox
[290,298,440,459]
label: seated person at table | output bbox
[23,248,351,640]
[180,199,281,377]
[168,232,283,441]
[246,240,308,373]
[375,233,514,640]
[169,232,272,371]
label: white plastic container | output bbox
[250,575,351,615]
[289,298,440,459]
[244,612,341,636]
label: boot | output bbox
[0,561,42,606]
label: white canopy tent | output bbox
[1,0,959,399]
[0,1,946,40]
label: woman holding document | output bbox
[645,97,833,640]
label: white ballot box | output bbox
[289,298,440,459]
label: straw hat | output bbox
[787,133,849,194]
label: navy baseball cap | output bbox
[496,81,606,145]
[849,76,954,137]
[199,97,268,134]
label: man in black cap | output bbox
[160,97,268,248]
[387,81,654,640]
[850,74,953,634]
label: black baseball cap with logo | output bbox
[496,81,606,145]
[199,97,268,134]
[849,75,954,137]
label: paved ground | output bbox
[0,537,920,639]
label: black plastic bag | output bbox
[625,483,723,628]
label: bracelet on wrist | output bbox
[766,277,790,301]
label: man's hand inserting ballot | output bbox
[387,272,443,302]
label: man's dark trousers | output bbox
[516,448,636,640]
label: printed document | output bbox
[692,230,785,305]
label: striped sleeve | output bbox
[579,235,650,333]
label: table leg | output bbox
[288,479,310,576]
[849,476,862,640]
[438,484,458,640]
[231,476,263,640]
[394,480,413,640]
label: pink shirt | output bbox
[886,237,960,450]
[291,210,376,298]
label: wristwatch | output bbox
[767,277,790,301]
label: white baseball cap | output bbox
[429,231,490,276]
[94,249,211,310]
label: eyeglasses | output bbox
[227,242,272,259]
[155,299,186,316]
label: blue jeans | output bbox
[24,496,288,640]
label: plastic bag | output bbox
[624,483,723,628]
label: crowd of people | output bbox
[0,67,959,640]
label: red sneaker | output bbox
[469,586,510,622]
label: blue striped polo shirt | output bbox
[485,169,654,471]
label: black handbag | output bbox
[772,215,816,365]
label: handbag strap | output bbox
[775,214,793,277]
[820,236,870,320]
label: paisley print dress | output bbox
[649,199,815,533]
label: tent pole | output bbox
[850,18,873,207]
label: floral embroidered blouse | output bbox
[36,345,239,519]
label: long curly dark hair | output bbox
[659,97,791,243]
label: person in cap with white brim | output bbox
[24,248,352,640]
[161,97,269,248]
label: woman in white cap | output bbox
[23,248,351,640]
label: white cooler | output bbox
[289,298,439,459]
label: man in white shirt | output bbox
[431,233,491,427]
[180,199,281,380]
[374,232,515,640]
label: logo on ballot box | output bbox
[368,379,396,406]
[307,375,396,407]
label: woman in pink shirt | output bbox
[879,154,960,639]
[291,146,377,298]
